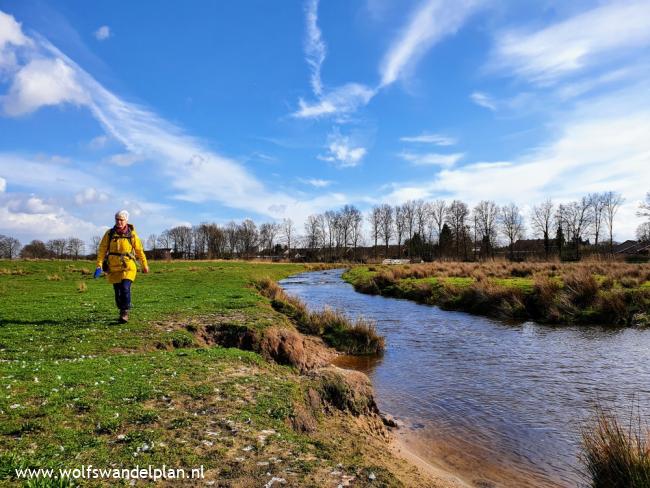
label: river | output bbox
[279,269,650,488]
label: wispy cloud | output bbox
[490,0,650,84]
[0,176,6,192]
[106,152,145,166]
[294,0,480,119]
[379,0,482,87]
[74,187,109,205]
[470,91,497,111]
[87,135,109,149]
[293,82,376,119]
[298,177,333,188]
[318,130,367,168]
[304,0,326,96]
[400,133,456,145]
[94,25,111,41]
[399,151,463,167]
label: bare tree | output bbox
[559,197,592,259]
[473,200,499,258]
[368,207,381,259]
[530,199,555,259]
[193,225,209,259]
[637,192,650,219]
[304,214,324,253]
[603,191,624,254]
[91,235,103,254]
[403,200,416,245]
[46,239,66,259]
[500,203,525,260]
[225,221,239,257]
[65,237,85,260]
[394,205,406,252]
[350,207,363,261]
[378,204,394,257]
[20,240,50,258]
[0,235,21,259]
[167,226,193,258]
[157,230,172,250]
[446,200,469,259]
[637,222,650,242]
[146,234,158,251]
[430,200,447,258]
[587,193,606,247]
[205,223,226,258]
[239,219,258,258]
[324,210,338,260]
[415,200,428,239]
[282,218,295,255]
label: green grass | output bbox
[0,260,302,360]
[0,260,405,486]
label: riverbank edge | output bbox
[252,272,470,487]
[343,266,650,326]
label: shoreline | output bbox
[390,434,471,488]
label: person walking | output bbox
[96,210,149,323]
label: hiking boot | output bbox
[119,310,129,323]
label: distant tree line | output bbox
[0,236,85,260]
[2,191,649,262]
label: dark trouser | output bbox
[113,279,132,311]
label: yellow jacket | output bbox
[96,225,148,284]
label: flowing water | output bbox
[280,269,650,487]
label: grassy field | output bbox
[344,261,650,326]
[0,260,422,487]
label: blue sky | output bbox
[0,0,649,244]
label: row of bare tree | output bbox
[2,192,648,261]
[0,236,86,260]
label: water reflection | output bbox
[280,269,650,488]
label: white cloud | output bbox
[7,195,56,214]
[74,187,109,205]
[0,10,30,76]
[0,176,5,192]
[304,0,326,96]
[318,131,367,168]
[470,91,497,111]
[88,135,108,149]
[379,0,482,87]
[94,26,111,41]
[0,153,102,194]
[299,178,333,188]
[491,0,650,84]
[0,195,102,241]
[293,83,376,119]
[0,11,28,48]
[400,133,456,145]
[2,57,89,116]
[106,152,145,166]
[399,151,463,167]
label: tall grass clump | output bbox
[255,277,384,355]
[581,407,650,487]
[563,269,600,307]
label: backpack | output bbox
[102,226,136,272]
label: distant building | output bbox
[613,240,650,255]
[145,248,172,260]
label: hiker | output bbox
[96,210,149,323]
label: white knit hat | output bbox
[115,210,129,220]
